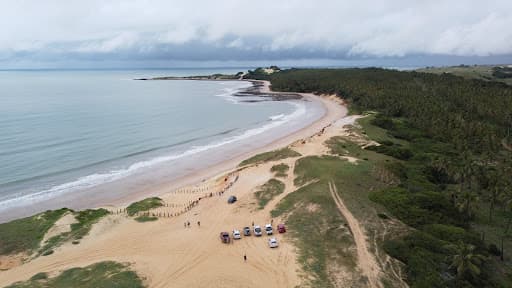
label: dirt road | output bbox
[329,181,383,288]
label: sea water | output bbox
[0,69,323,221]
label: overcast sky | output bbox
[1,0,511,68]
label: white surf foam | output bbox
[269,114,285,121]
[0,97,307,210]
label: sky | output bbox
[1,0,511,69]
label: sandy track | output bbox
[329,181,383,288]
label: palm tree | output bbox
[448,241,486,280]
[504,195,512,234]
[487,169,504,223]
[457,190,479,221]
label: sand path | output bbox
[329,181,383,288]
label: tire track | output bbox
[329,181,382,288]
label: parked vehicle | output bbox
[265,224,273,235]
[277,224,286,233]
[243,226,251,236]
[227,195,237,204]
[220,232,230,243]
[254,225,262,236]
[233,229,241,239]
[268,237,279,248]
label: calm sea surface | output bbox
[0,69,322,220]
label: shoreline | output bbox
[109,80,347,209]
[0,79,345,223]
[0,79,351,287]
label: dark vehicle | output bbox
[220,232,230,243]
[254,225,262,236]
[277,224,286,233]
[243,226,251,236]
[227,195,237,204]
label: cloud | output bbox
[0,0,510,66]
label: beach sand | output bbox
[0,82,356,287]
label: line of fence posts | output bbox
[108,173,242,218]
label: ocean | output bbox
[0,69,323,222]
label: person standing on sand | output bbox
[244,254,247,262]
[197,221,200,227]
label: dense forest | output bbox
[247,68,512,287]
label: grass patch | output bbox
[239,148,301,166]
[271,151,393,287]
[71,209,110,239]
[254,179,285,209]
[134,215,158,222]
[272,181,357,287]
[5,261,145,288]
[126,197,163,216]
[270,163,289,178]
[41,250,53,256]
[38,208,109,254]
[0,208,70,256]
[29,272,48,281]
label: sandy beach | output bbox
[0,80,337,223]
[0,81,357,287]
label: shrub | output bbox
[126,197,163,216]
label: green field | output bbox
[417,65,512,85]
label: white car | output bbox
[265,224,273,235]
[254,225,262,236]
[233,229,241,239]
[268,237,279,248]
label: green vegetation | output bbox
[134,215,158,222]
[126,197,163,216]
[0,207,110,257]
[418,65,512,85]
[71,209,110,239]
[244,66,281,79]
[40,250,53,256]
[272,180,358,287]
[492,66,512,79]
[5,261,145,288]
[254,179,285,209]
[252,68,512,287]
[0,208,70,256]
[270,163,289,177]
[272,148,395,287]
[239,148,301,166]
[29,273,48,281]
[38,208,109,255]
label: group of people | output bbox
[183,220,201,228]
